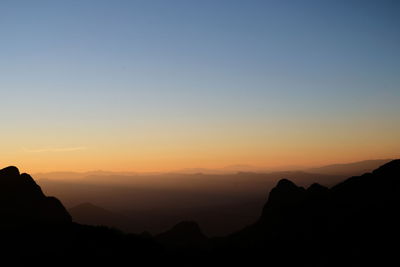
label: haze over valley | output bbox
[37,159,391,235]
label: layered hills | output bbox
[0,160,399,266]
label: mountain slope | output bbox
[0,166,161,265]
[1,161,400,266]
[156,221,208,248]
[0,166,71,225]
[220,159,400,266]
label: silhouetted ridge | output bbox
[156,221,208,247]
[372,159,400,175]
[223,159,400,267]
[259,178,305,223]
[0,166,162,265]
[308,182,326,191]
[267,178,306,204]
[307,183,329,195]
[0,166,71,225]
[0,166,20,176]
[1,161,400,266]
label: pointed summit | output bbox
[156,221,208,247]
[0,166,20,177]
[259,179,306,223]
[276,178,298,188]
[266,179,305,206]
[307,183,329,194]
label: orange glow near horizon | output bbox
[2,135,399,174]
[1,104,399,174]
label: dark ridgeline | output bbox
[0,166,160,265]
[0,166,71,225]
[216,159,400,266]
[156,221,208,248]
[1,160,400,266]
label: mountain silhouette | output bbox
[156,221,208,248]
[1,160,400,266]
[259,178,306,222]
[0,166,71,225]
[37,169,346,236]
[0,166,160,265]
[217,159,400,266]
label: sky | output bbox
[0,0,399,173]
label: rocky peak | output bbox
[0,166,72,226]
[259,179,306,223]
[156,221,207,247]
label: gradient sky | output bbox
[1,0,399,172]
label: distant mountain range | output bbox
[37,160,393,236]
[1,159,399,266]
[33,159,393,178]
[38,171,345,236]
[307,159,392,176]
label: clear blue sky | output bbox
[0,0,399,172]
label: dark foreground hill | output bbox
[1,160,400,266]
[0,166,71,225]
[213,159,400,266]
[0,166,161,265]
